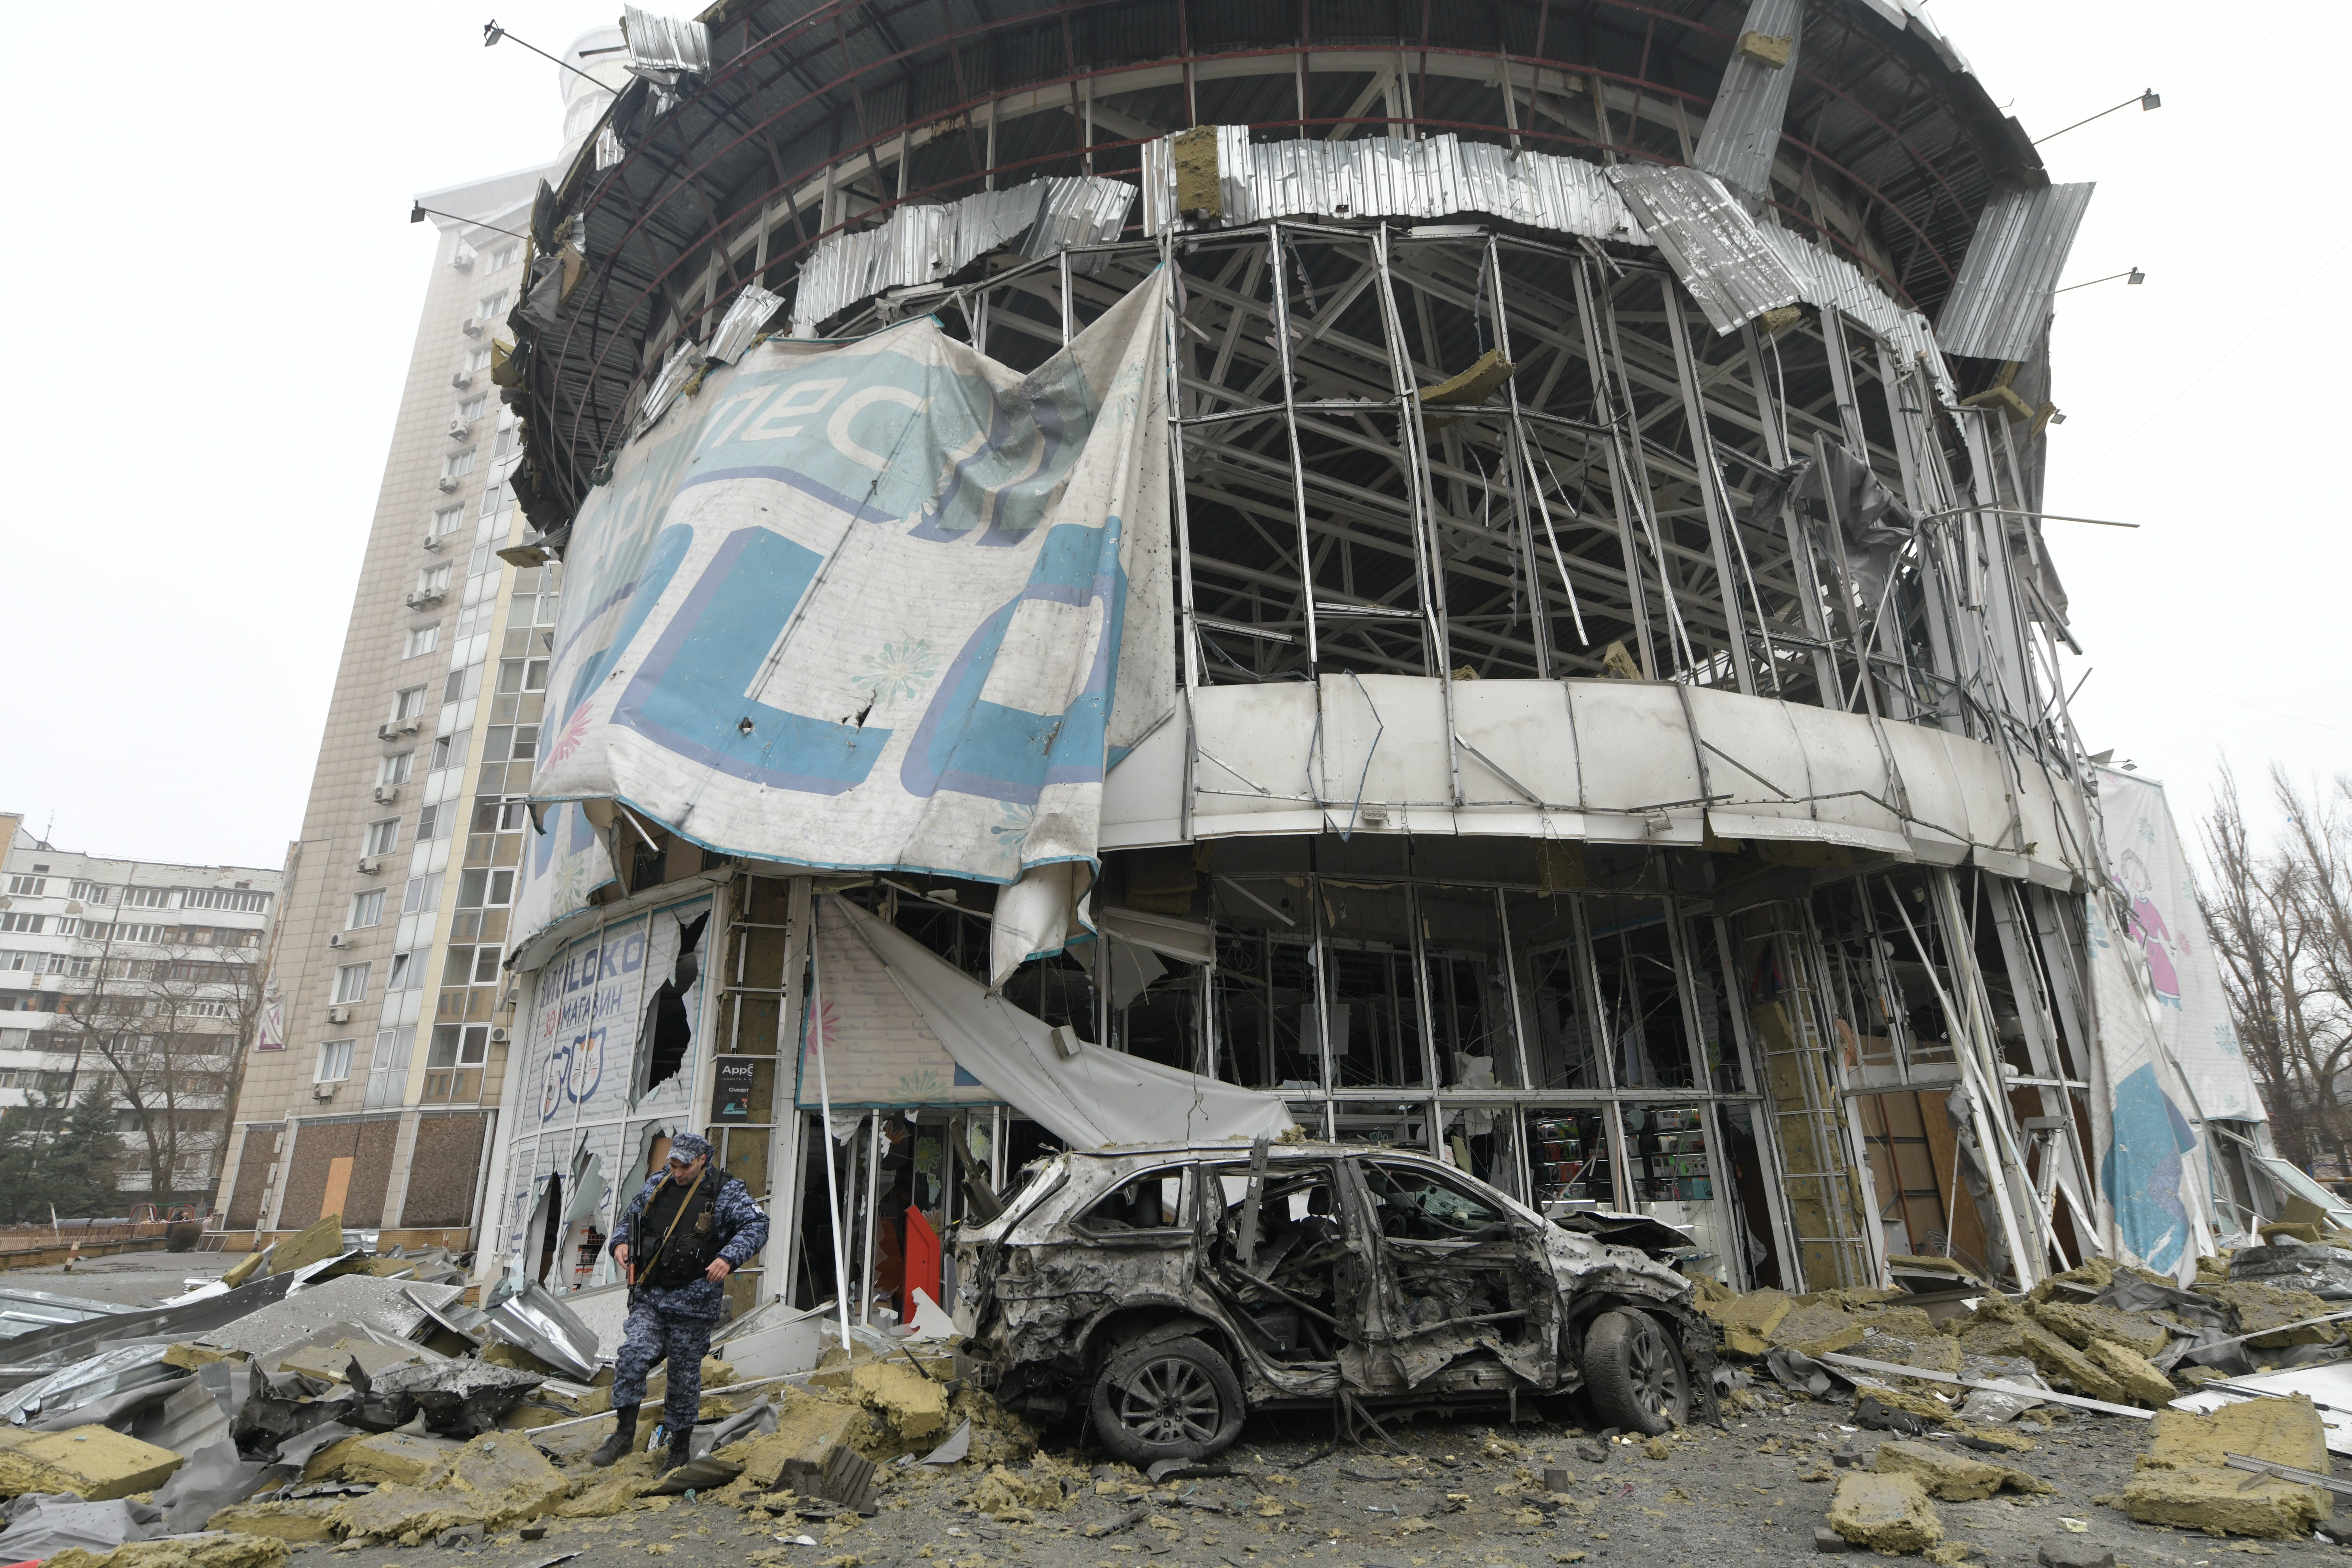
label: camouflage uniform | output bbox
[608,1138,769,1444]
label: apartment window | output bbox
[458,395,488,424]
[386,950,429,992]
[455,868,515,909]
[416,802,450,842]
[493,428,521,461]
[400,876,438,916]
[429,1024,492,1069]
[477,291,510,319]
[391,686,427,722]
[479,483,506,516]
[419,563,453,595]
[380,752,414,786]
[432,505,466,536]
[68,881,115,904]
[464,345,495,373]
[74,921,112,940]
[486,245,518,273]
[496,657,550,695]
[349,890,385,929]
[443,449,476,479]
[116,923,168,945]
[0,916,43,936]
[403,624,441,660]
[332,962,371,1005]
[121,887,171,910]
[471,944,503,983]
[430,732,468,772]
[364,819,400,857]
[5,877,45,897]
[316,1040,355,1083]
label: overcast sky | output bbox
[0,2,2342,872]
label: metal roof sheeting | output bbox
[1935,180,2095,361]
[1141,131,1644,246]
[621,7,710,84]
[1756,225,1956,404]
[788,177,1136,335]
[1692,0,1803,203]
[1606,164,1801,334]
[706,283,783,365]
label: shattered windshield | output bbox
[1361,1160,1511,1242]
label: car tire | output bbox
[1581,1307,1690,1435]
[1089,1336,1247,1464]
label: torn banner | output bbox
[818,897,1298,1149]
[525,277,1175,982]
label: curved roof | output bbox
[509,0,2039,528]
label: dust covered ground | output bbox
[281,1392,2350,1568]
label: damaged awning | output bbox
[817,896,1298,1150]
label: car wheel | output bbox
[1089,1336,1247,1464]
[1581,1307,1690,1435]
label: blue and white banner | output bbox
[523,276,1174,980]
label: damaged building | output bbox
[468,0,2281,1328]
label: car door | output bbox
[1198,1154,1375,1391]
[1352,1156,1561,1392]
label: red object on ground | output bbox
[903,1204,941,1315]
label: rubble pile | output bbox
[0,1231,1037,1568]
[1697,1239,2352,1552]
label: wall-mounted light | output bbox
[2034,89,2162,145]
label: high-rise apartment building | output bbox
[0,812,281,1204]
[212,28,626,1248]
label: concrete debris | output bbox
[1826,1471,1943,1554]
[2196,1281,2341,1348]
[276,1339,422,1384]
[2080,1339,2176,1407]
[2112,1392,2333,1538]
[1869,1439,2051,1500]
[359,1359,544,1435]
[44,1532,291,1568]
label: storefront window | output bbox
[1622,1103,1728,1279]
[1525,1108,1617,1214]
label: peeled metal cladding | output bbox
[1691,0,1804,204]
[1605,164,1804,334]
[482,1282,603,1381]
[1936,181,2098,362]
[788,178,1137,337]
[620,6,710,85]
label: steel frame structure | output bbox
[495,0,2145,1297]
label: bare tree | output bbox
[2198,766,2352,1172]
[50,915,263,1209]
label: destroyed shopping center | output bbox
[221,0,2293,1332]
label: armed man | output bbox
[591,1132,769,1471]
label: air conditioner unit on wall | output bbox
[451,371,474,390]
[326,1006,351,1024]
[371,785,400,804]
[448,419,471,440]
[356,858,381,876]
[437,476,459,493]
[314,1083,337,1100]
[461,317,484,337]
[327,933,348,949]
[488,1027,510,1045]
[422,533,443,552]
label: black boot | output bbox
[658,1431,694,1474]
[588,1408,638,1468]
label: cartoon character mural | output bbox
[2098,1062,2200,1274]
[2115,848,2184,1010]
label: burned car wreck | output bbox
[955,1140,1718,1461]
